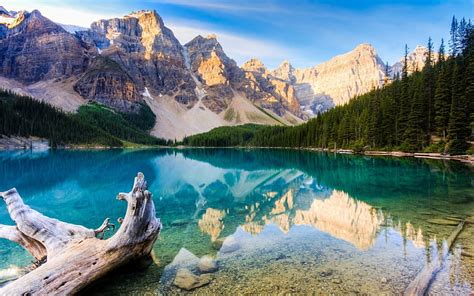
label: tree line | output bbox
[184,17,473,155]
[0,90,170,147]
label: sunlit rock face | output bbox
[242,59,301,116]
[273,44,385,116]
[198,208,226,241]
[185,35,241,113]
[390,45,439,78]
[184,37,303,117]
[271,60,296,84]
[83,10,198,108]
[293,190,384,250]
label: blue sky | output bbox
[4,0,473,69]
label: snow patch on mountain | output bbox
[0,15,14,25]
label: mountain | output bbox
[0,8,305,140]
[80,10,198,108]
[272,44,386,116]
[0,7,443,141]
[184,34,241,112]
[186,22,473,156]
[184,36,301,118]
[0,10,90,83]
[0,10,91,111]
[241,58,301,117]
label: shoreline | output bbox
[173,146,474,165]
[1,141,472,165]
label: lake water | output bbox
[0,149,472,295]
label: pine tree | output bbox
[458,18,467,53]
[434,63,452,140]
[438,39,446,62]
[450,16,459,56]
[446,62,470,154]
[423,37,435,135]
[403,76,426,151]
[384,62,390,85]
[367,95,381,147]
[397,44,411,144]
[464,26,474,143]
[402,44,409,79]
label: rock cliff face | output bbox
[74,56,142,112]
[185,35,243,113]
[271,60,296,84]
[0,10,90,83]
[273,44,385,116]
[242,58,300,116]
[82,10,198,108]
[185,36,302,117]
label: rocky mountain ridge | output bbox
[0,7,434,139]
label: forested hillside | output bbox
[0,90,169,147]
[184,17,473,155]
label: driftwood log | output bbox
[0,172,161,295]
[404,220,465,296]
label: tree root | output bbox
[0,172,161,295]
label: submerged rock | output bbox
[198,256,218,273]
[173,268,211,290]
[212,237,225,250]
[169,248,200,267]
[220,236,240,254]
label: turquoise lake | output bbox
[0,149,472,295]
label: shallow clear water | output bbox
[0,149,472,294]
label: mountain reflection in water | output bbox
[0,149,471,295]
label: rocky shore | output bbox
[0,136,49,150]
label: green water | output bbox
[0,149,472,295]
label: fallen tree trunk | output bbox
[0,172,161,295]
[404,220,465,296]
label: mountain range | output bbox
[0,8,434,140]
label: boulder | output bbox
[220,236,240,254]
[198,256,218,273]
[173,268,211,290]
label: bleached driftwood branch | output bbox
[0,172,161,295]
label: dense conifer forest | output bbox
[184,17,473,155]
[0,90,169,147]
